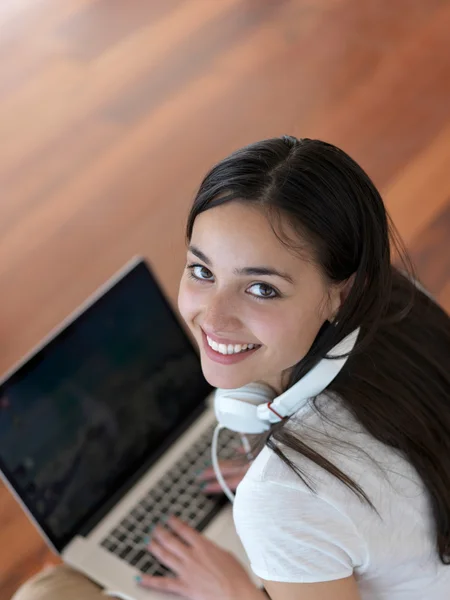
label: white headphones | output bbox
[210,327,360,502]
[214,327,360,434]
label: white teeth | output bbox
[206,336,257,355]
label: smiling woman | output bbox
[173,137,450,600]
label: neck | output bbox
[258,369,290,396]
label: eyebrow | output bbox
[188,245,295,284]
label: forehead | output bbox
[190,202,313,272]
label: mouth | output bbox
[200,330,262,364]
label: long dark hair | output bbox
[186,137,450,564]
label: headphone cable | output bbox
[211,426,255,504]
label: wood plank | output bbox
[384,125,450,246]
[56,0,186,60]
[0,1,238,179]
[409,198,450,297]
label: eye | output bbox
[247,283,279,299]
[187,264,214,281]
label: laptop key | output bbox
[133,550,147,563]
[119,546,133,559]
[140,559,156,574]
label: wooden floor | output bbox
[0,1,449,597]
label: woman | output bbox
[15,137,450,600]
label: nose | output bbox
[201,289,242,334]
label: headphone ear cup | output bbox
[215,397,270,433]
[214,383,275,434]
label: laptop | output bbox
[0,257,256,600]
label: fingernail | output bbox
[200,482,208,490]
[161,513,169,524]
[135,575,142,584]
[143,535,150,545]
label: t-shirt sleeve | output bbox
[233,477,366,583]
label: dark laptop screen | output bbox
[0,260,212,551]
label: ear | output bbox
[328,273,355,322]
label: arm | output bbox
[262,575,361,600]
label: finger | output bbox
[147,537,184,572]
[201,482,226,494]
[196,460,239,477]
[202,475,244,494]
[237,445,256,458]
[197,462,248,481]
[136,573,184,596]
[165,515,204,547]
[151,524,191,561]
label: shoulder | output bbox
[233,468,367,583]
[246,392,421,499]
[233,409,370,585]
[232,394,428,583]
[242,393,385,491]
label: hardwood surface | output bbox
[0,1,449,597]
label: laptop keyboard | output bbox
[100,424,242,576]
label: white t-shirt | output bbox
[233,393,450,599]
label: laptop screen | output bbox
[0,260,212,551]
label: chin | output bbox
[200,363,255,390]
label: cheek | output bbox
[246,309,295,356]
[257,305,324,364]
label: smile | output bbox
[206,335,259,355]
[201,330,261,365]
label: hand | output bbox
[135,515,260,600]
[195,459,251,494]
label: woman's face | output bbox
[178,202,342,391]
